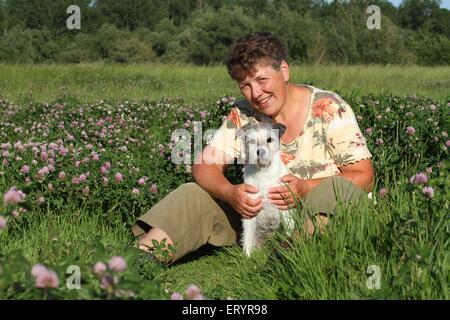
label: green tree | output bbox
[187,6,255,64]
[96,0,167,31]
[398,0,441,30]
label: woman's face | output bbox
[238,60,290,117]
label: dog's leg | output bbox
[242,219,257,257]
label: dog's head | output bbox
[236,118,286,166]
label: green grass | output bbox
[0,65,448,299]
[1,63,449,105]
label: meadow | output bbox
[0,64,449,300]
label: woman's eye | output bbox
[267,137,272,143]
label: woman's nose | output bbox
[251,84,263,99]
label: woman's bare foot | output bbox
[138,227,175,263]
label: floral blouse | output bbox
[209,85,372,180]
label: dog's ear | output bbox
[274,123,287,138]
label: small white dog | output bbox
[236,118,295,256]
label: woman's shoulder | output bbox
[305,85,347,106]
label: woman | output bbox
[132,32,375,264]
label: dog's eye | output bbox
[267,137,272,143]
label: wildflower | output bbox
[108,256,127,272]
[0,216,7,230]
[35,270,59,289]
[31,264,59,289]
[47,183,53,192]
[365,128,373,136]
[150,183,158,194]
[446,140,450,148]
[31,264,47,278]
[103,161,111,170]
[379,188,388,199]
[429,104,436,111]
[406,126,416,135]
[71,177,80,185]
[82,186,90,196]
[422,186,434,199]
[185,284,206,300]
[59,172,66,180]
[410,172,428,185]
[3,187,26,206]
[37,197,45,205]
[100,274,119,290]
[93,262,107,277]
[59,147,68,156]
[114,172,123,183]
[100,166,108,175]
[132,188,140,195]
[92,153,100,161]
[375,138,383,146]
[79,174,87,182]
[138,177,147,186]
[21,165,30,175]
[171,292,183,300]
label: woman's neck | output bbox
[275,84,309,124]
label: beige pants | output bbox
[132,176,365,262]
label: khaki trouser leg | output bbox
[302,175,366,217]
[132,183,241,263]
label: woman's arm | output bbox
[268,159,375,209]
[338,158,375,192]
[192,145,263,219]
[192,145,234,202]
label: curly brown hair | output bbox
[226,32,288,82]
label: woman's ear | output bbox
[280,60,289,83]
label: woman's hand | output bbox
[225,184,263,219]
[268,174,310,210]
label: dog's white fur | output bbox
[237,119,295,256]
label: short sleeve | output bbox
[208,108,242,159]
[326,99,372,167]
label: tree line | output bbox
[0,0,449,65]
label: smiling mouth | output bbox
[256,96,271,106]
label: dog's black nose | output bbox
[257,149,265,157]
